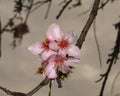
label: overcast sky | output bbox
[0,0,120,96]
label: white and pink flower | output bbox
[47,24,80,58]
[44,54,80,79]
[28,23,80,79]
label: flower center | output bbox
[42,39,50,51]
[54,56,64,66]
[58,39,69,49]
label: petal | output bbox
[65,59,80,67]
[58,50,67,57]
[45,62,57,79]
[49,41,59,51]
[65,32,76,43]
[67,45,80,57]
[28,42,43,55]
[46,24,63,41]
[41,50,56,61]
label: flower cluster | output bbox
[28,24,80,80]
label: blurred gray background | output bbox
[0,0,120,96]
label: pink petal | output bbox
[67,45,80,57]
[41,50,56,61]
[58,50,67,57]
[46,24,63,41]
[65,32,76,43]
[65,59,80,67]
[28,42,43,55]
[49,41,59,51]
[45,62,57,79]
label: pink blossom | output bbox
[28,34,57,61]
[28,23,80,80]
[28,24,64,60]
[42,54,80,79]
[47,24,80,58]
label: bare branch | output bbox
[56,0,73,19]
[27,78,49,96]
[93,19,102,69]
[0,18,1,57]
[59,0,68,5]
[45,0,52,19]
[0,85,26,96]
[0,78,49,96]
[99,0,110,9]
[76,0,100,49]
[98,21,120,96]
[30,0,49,13]
[24,0,34,24]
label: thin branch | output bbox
[27,78,49,96]
[59,0,68,5]
[78,0,93,17]
[99,61,114,96]
[0,18,1,57]
[32,1,47,6]
[45,0,52,19]
[98,22,120,96]
[76,0,101,49]
[0,85,26,96]
[78,7,91,17]
[93,19,102,69]
[24,0,34,24]
[0,78,49,96]
[0,86,12,95]
[99,0,110,9]
[56,0,73,19]
[30,0,49,13]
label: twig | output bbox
[93,19,102,69]
[27,78,49,96]
[78,7,91,17]
[24,0,34,24]
[0,18,1,57]
[59,0,68,5]
[76,0,101,49]
[99,0,110,9]
[78,0,93,17]
[98,22,120,96]
[56,0,73,19]
[0,78,49,96]
[99,57,114,96]
[71,0,81,8]
[30,0,49,13]
[0,85,14,95]
[45,0,52,19]
[0,85,26,96]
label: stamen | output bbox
[58,39,69,49]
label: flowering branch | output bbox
[0,0,119,96]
